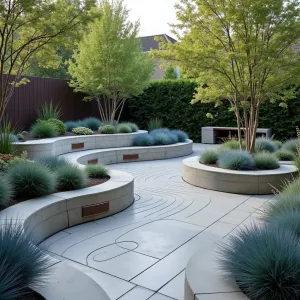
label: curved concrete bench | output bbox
[0,170,134,244]
[14,130,148,160]
[60,139,193,165]
[35,262,110,300]
[185,247,249,300]
[182,156,297,194]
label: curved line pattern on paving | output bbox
[40,143,273,300]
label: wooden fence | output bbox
[4,75,127,130]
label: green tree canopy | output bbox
[163,66,179,80]
[68,0,155,123]
[154,0,300,152]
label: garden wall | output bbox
[128,80,300,142]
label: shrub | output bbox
[36,101,62,120]
[8,162,56,198]
[133,134,154,146]
[37,156,69,171]
[72,127,93,135]
[0,177,13,205]
[167,133,179,144]
[255,137,277,153]
[275,149,295,161]
[170,130,188,142]
[254,152,279,170]
[282,139,300,153]
[148,118,163,131]
[56,165,87,191]
[217,150,254,170]
[116,123,132,133]
[85,164,108,178]
[268,210,300,236]
[98,125,116,134]
[47,118,66,135]
[199,150,219,164]
[31,121,58,138]
[82,117,101,131]
[126,122,139,132]
[65,121,79,132]
[154,132,170,145]
[219,224,300,300]
[0,221,52,299]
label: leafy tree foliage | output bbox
[154,0,300,152]
[68,0,155,123]
[163,66,179,80]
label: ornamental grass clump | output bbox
[47,118,66,135]
[98,125,116,134]
[37,156,69,171]
[282,139,300,154]
[36,101,62,120]
[150,128,170,136]
[170,130,188,142]
[65,121,79,132]
[85,164,108,178]
[31,121,58,138]
[154,132,170,145]
[219,224,300,300]
[220,140,241,150]
[116,123,132,133]
[56,165,87,191]
[82,117,101,131]
[148,118,163,131]
[72,127,93,135]
[126,122,139,132]
[199,150,219,164]
[255,138,277,153]
[133,134,154,146]
[167,133,179,144]
[0,221,52,299]
[217,150,254,170]
[254,152,279,170]
[0,177,13,205]
[275,149,295,161]
[8,162,56,198]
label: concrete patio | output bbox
[40,144,272,300]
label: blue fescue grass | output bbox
[217,150,254,170]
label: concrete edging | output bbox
[182,156,297,194]
[14,130,148,160]
[60,139,194,165]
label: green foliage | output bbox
[220,140,245,151]
[0,120,16,154]
[133,134,154,146]
[219,224,300,299]
[72,127,93,135]
[148,118,163,131]
[217,150,254,170]
[275,149,296,161]
[31,121,58,138]
[85,164,108,178]
[255,138,277,153]
[126,122,139,132]
[268,211,300,236]
[8,162,56,198]
[68,0,155,123]
[116,123,132,133]
[56,165,87,191]
[99,125,116,134]
[199,150,219,164]
[17,133,24,141]
[0,220,52,299]
[282,139,300,153]
[65,121,79,132]
[0,177,13,205]
[163,66,178,80]
[273,140,282,149]
[37,156,69,171]
[36,102,62,120]
[47,118,66,135]
[82,117,101,131]
[153,133,170,145]
[254,152,279,170]
[295,156,300,171]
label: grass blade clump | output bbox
[46,118,66,135]
[37,156,69,171]
[217,150,254,170]
[254,152,279,170]
[170,130,188,142]
[0,221,52,299]
[65,121,79,132]
[167,132,179,144]
[0,120,17,154]
[36,101,62,120]
[56,165,87,191]
[116,123,132,133]
[275,149,295,161]
[150,128,170,136]
[219,224,300,300]
[0,177,13,205]
[126,122,139,132]
[98,125,116,134]
[148,118,163,131]
[153,132,170,145]
[85,164,108,178]
[133,134,154,146]
[82,117,101,131]
[31,122,58,138]
[282,139,300,154]
[199,150,219,164]
[255,138,277,153]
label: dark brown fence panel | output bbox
[3,75,110,130]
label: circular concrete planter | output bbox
[60,139,193,166]
[185,247,249,300]
[14,130,148,160]
[182,156,297,194]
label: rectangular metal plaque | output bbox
[82,202,109,218]
[72,142,84,150]
[123,154,139,160]
[87,159,98,164]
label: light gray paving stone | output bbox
[195,292,248,299]
[159,271,185,300]
[148,293,176,300]
[118,286,154,300]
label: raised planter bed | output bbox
[182,156,297,194]
[60,139,193,165]
[185,246,248,300]
[13,130,148,160]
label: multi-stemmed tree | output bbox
[154,0,300,152]
[68,0,155,123]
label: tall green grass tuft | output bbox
[36,101,62,120]
[148,118,163,131]
[0,120,16,154]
